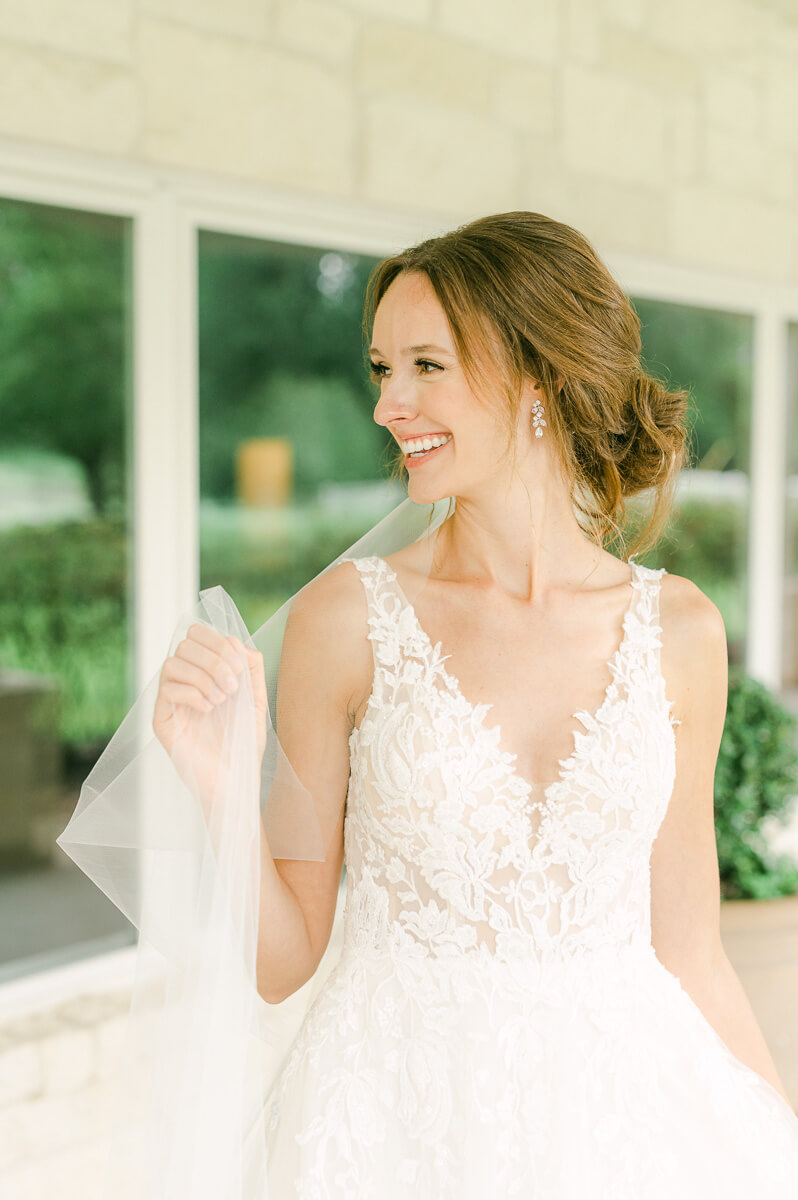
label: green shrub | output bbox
[715,666,798,900]
[0,517,129,753]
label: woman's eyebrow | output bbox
[369,343,454,356]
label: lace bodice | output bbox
[342,556,682,968]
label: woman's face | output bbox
[370,271,541,504]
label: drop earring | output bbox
[532,395,546,438]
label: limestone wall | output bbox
[0,0,795,277]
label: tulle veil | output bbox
[56,490,454,1199]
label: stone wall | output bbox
[0,989,131,1197]
[1,887,348,1198]
[0,0,795,278]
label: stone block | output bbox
[601,27,700,92]
[491,64,557,134]
[601,0,649,30]
[340,0,431,21]
[520,147,668,257]
[40,1024,95,1094]
[0,0,133,65]
[274,0,358,65]
[1,1007,97,1095]
[362,94,519,214]
[648,0,762,75]
[0,1037,42,1106]
[665,93,701,182]
[0,1102,27,1174]
[670,185,793,281]
[140,0,271,40]
[0,43,138,153]
[139,19,354,193]
[564,0,602,64]
[704,69,763,137]
[437,0,559,66]
[705,129,794,204]
[58,990,130,1029]
[765,63,798,152]
[561,63,670,186]
[357,20,496,117]
[17,1076,118,1158]
[95,1013,130,1082]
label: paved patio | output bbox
[720,893,798,1110]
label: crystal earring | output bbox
[532,395,546,438]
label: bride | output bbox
[61,210,798,1197]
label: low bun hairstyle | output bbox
[363,210,692,561]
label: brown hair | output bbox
[362,210,692,561]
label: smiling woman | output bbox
[57,210,798,1199]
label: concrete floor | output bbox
[720,893,798,1109]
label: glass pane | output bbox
[630,297,754,668]
[198,230,400,633]
[0,197,135,981]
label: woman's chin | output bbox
[406,476,451,505]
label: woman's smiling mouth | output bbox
[401,432,453,467]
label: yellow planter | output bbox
[236,437,293,507]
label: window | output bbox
[0,197,135,982]
[197,229,399,632]
[632,296,754,667]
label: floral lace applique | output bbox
[343,555,680,965]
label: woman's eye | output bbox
[368,358,442,381]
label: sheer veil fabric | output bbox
[56,492,454,1199]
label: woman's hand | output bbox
[152,625,268,800]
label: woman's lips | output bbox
[403,437,452,469]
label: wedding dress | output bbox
[261,554,798,1198]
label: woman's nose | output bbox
[373,380,418,427]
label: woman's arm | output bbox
[255,560,367,1004]
[651,574,792,1108]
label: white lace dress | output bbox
[263,555,798,1198]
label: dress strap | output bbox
[627,556,667,653]
[627,557,680,727]
[351,557,405,698]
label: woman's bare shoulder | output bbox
[659,569,728,721]
[285,559,374,719]
[659,569,725,641]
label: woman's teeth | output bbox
[405,434,452,458]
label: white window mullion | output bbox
[133,187,199,692]
[133,187,201,956]
[747,308,790,690]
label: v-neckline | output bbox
[373,554,642,805]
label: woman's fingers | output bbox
[176,629,243,694]
[164,681,214,713]
[165,655,232,704]
[156,629,257,732]
[183,624,247,673]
